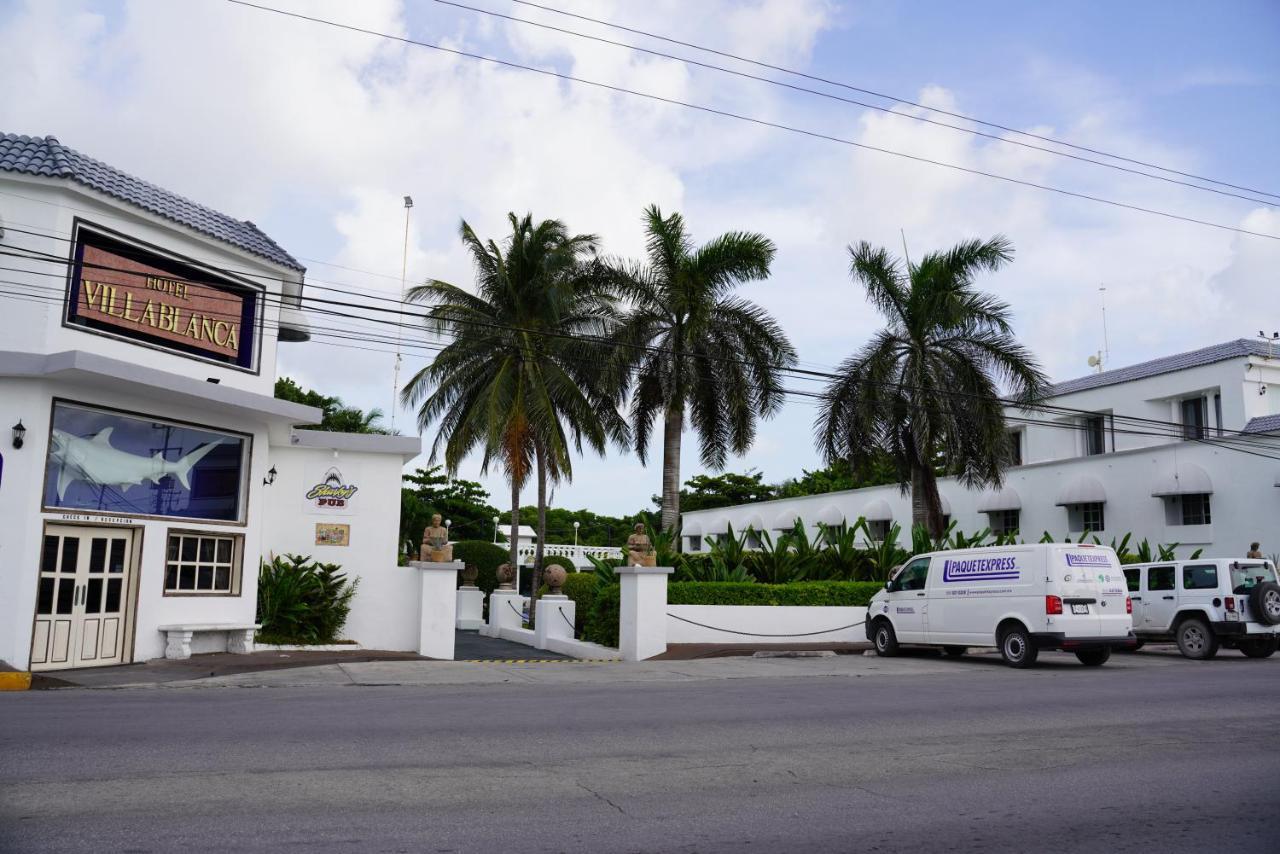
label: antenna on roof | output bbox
[1099,284,1110,368]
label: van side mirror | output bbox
[884,580,893,592]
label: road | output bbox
[2,649,1278,853]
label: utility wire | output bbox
[508,0,1280,202]
[432,0,1278,207]
[223,1,1280,242]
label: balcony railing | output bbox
[514,543,622,568]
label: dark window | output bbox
[1008,431,1023,466]
[1180,494,1211,526]
[989,509,1020,536]
[1181,397,1206,440]
[41,536,59,573]
[1079,503,1105,533]
[1213,393,1222,437]
[686,535,702,552]
[895,558,930,591]
[1183,565,1218,590]
[164,533,239,595]
[1123,568,1140,592]
[867,520,892,542]
[1147,566,1175,591]
[1082,415,1106,456]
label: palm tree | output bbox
[402,214,627,602]
[610,205,796,536]
[815,236,1047,539]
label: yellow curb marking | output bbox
[0,672,33,691]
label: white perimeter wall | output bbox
[261,445,419,651]
[666,605,869,645]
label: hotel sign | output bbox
[65,225,260,370]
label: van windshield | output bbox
[1231,562,1278,594]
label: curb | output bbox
[0,671,33,691]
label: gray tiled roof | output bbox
[1048,338,1273,397]
[0,133,303,272]
[1243,413,1280,434]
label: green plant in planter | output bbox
[256,554,358,644]
[863,522,907,582]
[748,527,801,584]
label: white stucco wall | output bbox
[666,605,869,645]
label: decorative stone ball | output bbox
[543,564,567,594]
[461,564,479,586]
[495,562,516,589]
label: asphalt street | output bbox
[2,649,1278,853]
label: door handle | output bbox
[1162,595,1175,600]
[1131,596,1142,601]
[916,592,926,597]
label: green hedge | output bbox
[452,540,509,596]
[585,583,621,648]
[537,572,599,637]
[668,581,882,607]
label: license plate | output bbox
[1071,604,1090,615]
[1225,612,1240,621]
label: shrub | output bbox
[452,540,509,595]
[256,554,358,644]
[668,581,882,607]
[584,583,621,648]
[537,571,599,636]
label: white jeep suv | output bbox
[1123,558,1280,659]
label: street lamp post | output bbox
[573,520,580,551]
[492,515,500,544]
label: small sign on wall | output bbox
[303,464,359,516]
[315,522,350,546]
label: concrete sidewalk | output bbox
[45,646,1211,690]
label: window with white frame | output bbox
[1181,397,1207,440]
[988,509,1020,536]
[867,519,892,542]
[1081,415,1106,456]
[686,535,702,552]
[1068,502,1105,533]
[1007,430,1023,466]
[164,532,241,595]
[1180,493,1212,526]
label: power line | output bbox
[431,0,1278,208]
[7,247,1280,458]
[508,0,1280,203]
[221,1,1280,242]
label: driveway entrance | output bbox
[30,524,139,671]
[453,630,571,662]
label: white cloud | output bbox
[1,0,1275,518]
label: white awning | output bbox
[816,505,845,526]
[704,516,731,535]
[1150,463,1213,497]
[1055,475,1107,506]
[772,509,802,530]
[977,486,1022,513]
[681,519,703,536]
[861,499,893,522]
[743,512,766,532]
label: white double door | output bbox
[30,525,138,671]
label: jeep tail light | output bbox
[1046,595,1063,615]
[1224,597,1235,612]
[1126,597,1133,615]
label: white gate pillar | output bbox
[616,566,674,661]
[412,561,463,659]
[535,595,576,650]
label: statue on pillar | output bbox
[419,513,453,562]
[625,523,657,567]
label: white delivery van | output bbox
[867,543,1135,667]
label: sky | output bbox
[3,0,1278,521]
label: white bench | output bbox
[157,623,261,660]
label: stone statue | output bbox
[626,523,657,567]
[461,563,479,586]
[420,513,452,562]
[543,563,567,595]
[495,562,516,590]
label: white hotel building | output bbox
[681,340,1280,558]
[0,133,419,674]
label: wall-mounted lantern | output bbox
[263,465,278,486]
[11,420,25,449]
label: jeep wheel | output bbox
[1249,582,1280,626]
[943,646,966,658]
[1175,618,1219,660]
[999,626,1038,668]
[873,621,899,657]
[1240,637,1278,659]
[1075,648,1111,666]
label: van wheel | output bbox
[999,626,1038,668]
[873,621,899,657]
[1240,637,1278,659]
[943,646,966,658]
[1075,648,1111,666]
[1175,618,1219,660]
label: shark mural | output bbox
[48,428,223,500]
[44,402,247,521]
